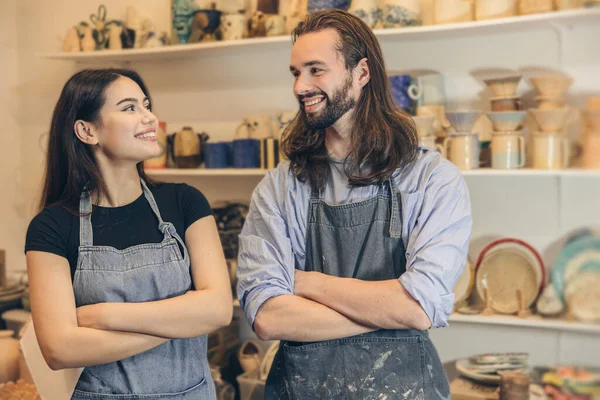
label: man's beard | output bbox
[300,74,356,131]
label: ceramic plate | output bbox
[552,236,600,303]
[455,359,502,384]
[564,271,600,322]
[475,238,545,314]
[454,258,475,305]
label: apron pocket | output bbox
[283,337,426,400]
[71,377,208,399]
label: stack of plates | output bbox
[0,281,26,313]
[456,352,529,384]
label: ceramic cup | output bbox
[204,142,232,168]
[475,0,516,20]
[408,73,446,105]
[388,74,415,113]
[236,113,274,139]
[434,0,473,24]
[220,14,246,41]
[582,133,600,169]
[491,97,522,112]
[419,135,446,157]
[491,133,525,169]
[348,0,379,27]
[377,0,422,28]
[444,133,480,170]
[232,139,261,168]
[532,133,570,169]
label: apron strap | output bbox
[387,178,402,239]
[79,189,94,247]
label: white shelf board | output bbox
[145,167,600,178]
[145,168,267,177]
[449,313,600,334]
[39,8,600,63]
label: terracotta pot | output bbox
[0,330,20,383]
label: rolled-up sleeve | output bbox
[399,162,472,329]
[236,171,296,328]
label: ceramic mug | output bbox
[348,0,379,27]
[582,133,600,169]
[475,0,516,20]
[232,139,261,168]
[532,133,570,169]
[377,0,422,28]
[220,14,246,41]
[419,135,446,157]
[388,74,414,113]
[433,0,473,24]
[444,133,480,170]
[236,113,274,139]
[408,73,446,106]
[491,133,525,169]
[204,142,232,168]
[417,104,451,137]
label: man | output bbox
[236,9,471,400]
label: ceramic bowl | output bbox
[445,111,481,133]
[412,115,436,137]
[475,238,545,314]
[490,97,522,112]
[483,75,521,98]
[486,111,527,131]
[453,258,475,305]
[535,96,566,110]
[530,108,570,132]
[529,75,573,98]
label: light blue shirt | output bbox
[236,149,472,329]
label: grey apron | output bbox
[264,179,450,400]
[71,180,216,399]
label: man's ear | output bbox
[74,120,99,145]
[354,57,371,88]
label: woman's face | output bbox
[93,76,160,164]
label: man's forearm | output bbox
[298,274,431,330]
[253,294,376,342]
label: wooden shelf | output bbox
[39,8,600,63]
[449,313,600,334]
[145,167,600,178]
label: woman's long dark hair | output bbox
[282,9,418,193]
[40,68,153,212]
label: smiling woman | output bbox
[24,69,232,399]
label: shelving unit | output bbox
[39,8,600,63]
[145,167,600,178]
[40,4,600,368]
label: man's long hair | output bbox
[281,10,418,193]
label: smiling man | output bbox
[236,9,472,400]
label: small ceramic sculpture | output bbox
[62,27,81,52]
[81,26,96,51]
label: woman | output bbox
[25,68,233,399]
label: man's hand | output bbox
[294,269,330,299]
[76,303,109,330]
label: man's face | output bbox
[290,29,360,130]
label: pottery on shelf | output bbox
[412,115,436,137]
[445,111,481,133]
[486,111,527,131]
[529,107,570,132]
[483,75,521,98]
[529,74,574,98]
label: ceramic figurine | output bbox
[108,25,123,50]
[89,4,110,49]
[141,20,166,48]
[248,11,268,37]
[62,27,81,52]
[265,14,285,36]
[125,6,143,48]
[81,26,96,52]
[172,0,200,44]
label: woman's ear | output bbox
[74,120,99,145]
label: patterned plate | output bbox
[475,238,545,314]
[552,236,600,303]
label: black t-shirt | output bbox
[25,183,212,281]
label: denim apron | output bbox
[71,180,216,399]
[264,179,450,400]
